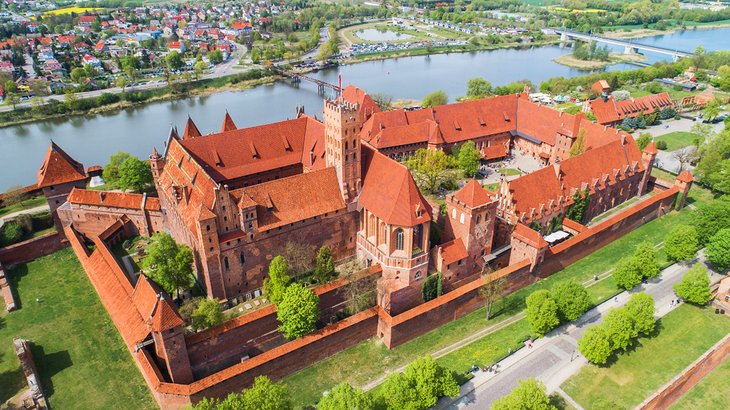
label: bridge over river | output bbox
[553,29,693,61]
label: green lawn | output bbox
[281,207,694,408]
[562,305,730,409]
[670,352,730,410]
[0,196,47,218]
[498,168,522,176]
[651,167,716,206]
[0,248,156,409]
[654,131,701,151]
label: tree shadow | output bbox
[0,367,25,403]
[31,343,73,399]
[7,263,29,309]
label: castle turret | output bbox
[674,170,694,209]
[324,98,362,205]
[640,141,658,194]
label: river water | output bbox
[1,26,728,190]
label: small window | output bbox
[206,225,210,231]
[224,257,230,272]
[415,271,422,280]
[476,215,481,224]
[240,252,245,264]
[460,213,465,224]
[452,209,456,219]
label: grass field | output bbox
[670,353,730,409]
[0,196,47,218]
[654,131,701,151]
[0,249,155,409]
[562,305,730,409]
[651,167,716,205]
[280,205,695,408]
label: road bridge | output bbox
[553,29,693,62]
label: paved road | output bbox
[436,254,721,410]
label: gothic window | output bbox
[452,209,457,219]
[460,213,465,224]
[224,257,229,272]
[240,252,245,264]
[345,141,348,150]
[476,215,481,224]
[413,224,423,250]
[395,228,405,251]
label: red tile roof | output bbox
[221,112,237,132]
[37,142,87,188]
[589,93,674,125]
[676,170,694,183]
[342,85,381,123]
[178,115,325,183]
[231,168,345,232]
[481,143,508,160]
[439,238,468,266]
[67,188,161,211]
[513,223,548,248]
[643,141,658,155]
[453,179,493,208]
[183,116,202,139]
[360,145,431,227]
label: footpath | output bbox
[435,253,721,409]
[0,204,49,229]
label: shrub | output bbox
[422,273,443,302]
[655,140,668,150]
[31,211,54,231]
[1,222,25,246]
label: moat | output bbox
[1,26,729,190]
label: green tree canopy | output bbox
[525,289,560,337]
[551,280,591,322]
[636,132,652,151]
[422,273,443,302]
[141,232,195,298]
[625,292,656,336]
[706,228,730,272]
[633,241,660,279]
[664,224,699,262]
[569,129,586,157]
[612,256,643,290]
[691,200,730,245]
[673,264,712,305]
[457,140,481,177]
[318,382,373,410]
[421,90,448,107]
[191,298,224,331]
[102,151,132,186]
[405,148,456,194]
[277,283,319,340]
[166,50,184,70]
[70,67,87,83]
[578,325,612,365]
[603,307,636,352]
[208,49,224,64]
[264,255,292,305]
[118,156,153,192]
[382,356,459,410]
[465,77,492,99]
[491,378,556,410]
[241,376,291,410]
[314,246,335,284]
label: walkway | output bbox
[436,253,721,409]
[0,204,49,229]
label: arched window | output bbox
[413,224,423,250]
[239,252,245,264]
[224,257,230,272]
[476,215,481,224]
[345,141,348,150]
[415,271,422,280]
[452,209,456,219]
[395,229,405,251]
[460,213,465,224]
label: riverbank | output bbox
[553,52,648,69]
[603,20,730,39]
[344,38,561,64]
[0,71,276,129]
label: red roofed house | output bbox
[588,92,675,126]
[37,142,88,232]
[591,79,611,96]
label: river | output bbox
[1,26,728,191]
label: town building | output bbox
[588,92,675,126]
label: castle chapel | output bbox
[48,85,656,315]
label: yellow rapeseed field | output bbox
[43,7,102,17]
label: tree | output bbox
[2,185,27,206]
[382,356,459,410]
[194,60,207,79]
[70,67,87,83]
[64,90,79,111]
[612,256,643,290]
[691,201,730,245]
[28,79,49,97]
[633,241,660,279]
[318,382,373,410]
[673,264,712,305]
[421,90,448,107]
[569,129,586,157]
[405,148,456,194]
[702,98,722,121]
[457,140,481,177]
[0,222,24,246]
[422,273,443,302]
[578,325,612,365]
[479,268,507,320]
[166,51,184,70]
[636,133,652,150]
[116,76,129,92]
[313,246,335,284]
[566,189,590,223]
[664,224,699,262]
[263,256,292,305]
[141,233,195,298]
[706,229,730,272]
[208,49,224,64]
[465,77,492,99]
[277,283,319,340]
[338,261,376,316]
[282,242,314,280]
[525,290,560,337]
[551,280,591,322]
[672,147,698,174]
[625,292,656,336]
[118,156,153,192]
[191,298,224,331]
[491,378,555,410]
[603,307,636,351]
[370,93,394,111]
[102,151,132,186]
[241,376,291,410]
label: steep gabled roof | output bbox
[676,170,694,183]
[513,223,548,248]
[453,179,493,209]
[37,142,87,188]
[360,145,431,226]
[183,115,202,139]
[132,275,184,332]
[439,238,468,266]
[221,111,237,132]
[341,84,381,123]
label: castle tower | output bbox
[149,147,164,180]
[674,170,694,209]
[324,98,362,204]
[640,141,658,194]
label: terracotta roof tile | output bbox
[342,85,381,123]
[589,93,674,125]
[513,223,548,248]
[221,112,237,132]
[676,170,694,183]
[453,179,493,208]
[37,142,86,188]
[183,116,202,139]
[439,238,468,265]
[643,141,658,155]
[67,188,160,211]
